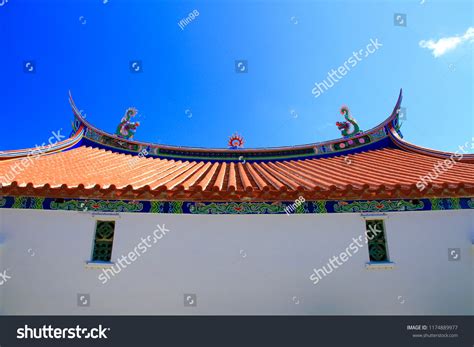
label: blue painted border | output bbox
[1,196,472,214]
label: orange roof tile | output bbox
[1,90,473,201]
[1,145,473,201]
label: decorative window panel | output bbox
[365,219,388,262]
[92,221,115,262]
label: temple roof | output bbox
[1,90,473,201]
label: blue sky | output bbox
[1,0,472,152]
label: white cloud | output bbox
[419,26,474,57]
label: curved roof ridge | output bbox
[0,127,84,161]
[388,120,474,164]
[68,89,404,162]
[69,90,403,152]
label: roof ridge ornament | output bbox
[336,106,362,138]
[115,107,140,140]
[228,133,244,149]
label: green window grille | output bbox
[92,221,115,262]
[365,219,388,262]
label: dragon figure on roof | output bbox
[115,107,140,140]
[336,106,362,138]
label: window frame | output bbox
[90,220,116,263]
[365,218,390,263]
[360,214,395,270]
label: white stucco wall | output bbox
[0,208,472,315]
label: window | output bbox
[92,221,115,262]
[365,219,388,262]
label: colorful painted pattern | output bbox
[468,198,474,208]
[333,199,425,213]
[50,199,144,213]
[0,196,472,214]
[430,198,462,211]
[188,201,285,214]
[150,201,165,213]
[80,122,387,162]
[332,135,371,151]
[312,201,328,213]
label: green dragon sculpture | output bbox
[336,106,362,138]
[115,107,140,140]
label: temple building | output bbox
[0,90,472,315]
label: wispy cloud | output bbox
[419,27,474,57]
